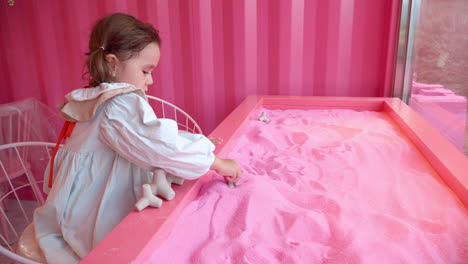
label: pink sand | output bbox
[149,109,468,263]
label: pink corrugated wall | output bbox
[0,0,400,133]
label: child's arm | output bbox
[210,155,242,185]
[100,93,239,182]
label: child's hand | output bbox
[211,156,242,185]
[209,137,223,145]
[219,159,242,185]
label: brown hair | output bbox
[83,13,161,86]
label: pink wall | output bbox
[0,0,400,134]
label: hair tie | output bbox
[99,46,106,51]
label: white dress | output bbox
[33,83,215,263]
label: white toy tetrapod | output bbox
[259,111,270,122]
[151,168,185,201]
[135,184,162,211]
[135,168,185,211]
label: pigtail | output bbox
[86,46,112,87]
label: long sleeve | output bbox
[99,93,215,180]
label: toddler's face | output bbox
[114,42,161,92]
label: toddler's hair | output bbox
[84,13,161,86]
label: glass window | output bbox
[406,0,468,156]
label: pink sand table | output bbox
[148,108,468,263]
[82,97,468,263]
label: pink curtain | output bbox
[0,0,400,134]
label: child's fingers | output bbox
[229,171,242,185]
[209,137,223,145]
[222,167,242,185]
[224,175,234,182]
[224,175,237,184]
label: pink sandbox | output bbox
[81,96,468,263]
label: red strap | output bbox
[49,121,76,188]
[64,121,76,138]
[49,85,91,188]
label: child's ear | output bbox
[105,54,118,77]
[105,54,118,64]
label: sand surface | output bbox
[149,109,468,263]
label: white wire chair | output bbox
[0,103,31,146]
[147,95,202,134]
[0,142,56,264]
[0,98,60,146]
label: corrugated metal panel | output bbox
[0,0,400,133]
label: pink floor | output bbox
[149,108,468,263]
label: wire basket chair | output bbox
[147,95,202,134]
[0,142,56,264]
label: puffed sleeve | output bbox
[99,93,215,180]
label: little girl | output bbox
[33,13,241,263]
